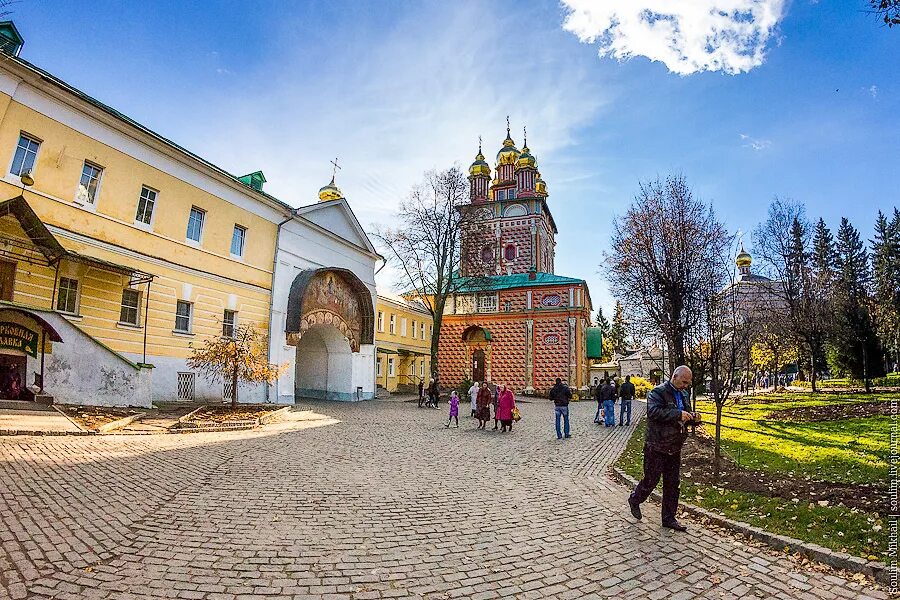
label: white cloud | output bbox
[561,0,787,75]
[739,133,771,150]
[869,85,878,99]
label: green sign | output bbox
[0,322,38,358]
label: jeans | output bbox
[603,400,616,426]
[594,402,602,422]
[630,444,682,524]
[619,400,632,425]
[554,406,570,438]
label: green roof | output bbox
[453,272,585,292]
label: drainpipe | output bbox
[265,210,296,403]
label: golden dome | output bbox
[535,172,548,196]
[516,146,536,170]
[469,151,491,177]
[736,245,752,268]
[496,133,520,166]
[318,177,343,202]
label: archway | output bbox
[294,324,353,401]
[462,325,492,383]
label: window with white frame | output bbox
[76,161,103,205]
[421,322,426,339]
[376,358,382,377]
[174,300,192,333]
[388,357,395,376]
[400,317,407,337]
[230,225,246,257]
[135,186,157,226]
[477,293,498,313]
[412,320,417,339]
[119,288,141,325]
[10,133,40,177]
[377,311,384,332]
[222,309,237,337]
[56,277,79,314]
[419,360,425,377]
[389,314,396,334]
[409,362,415,376]
[186,207,205,242]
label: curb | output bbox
[610,466,890,586]
[98,412,146,433]
[259,405,292,424]
[51,404,89,432]
[0,429,95,436]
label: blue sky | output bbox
[12,1,899,316]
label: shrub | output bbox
[630,376,653,398]
[456,378,473,398]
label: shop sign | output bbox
[0,322,38,357]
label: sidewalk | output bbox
[0,400,81,434]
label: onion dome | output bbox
[469,150,491,177]
[318,177,343,202]
[496,133,520,166]
[535,172,548,196]
[516,145,536,170]
[735,244,752,268]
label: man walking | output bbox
[628,366,700,532]
[549,377,572,439]
[594,378,611,423]
[619,375,635,426]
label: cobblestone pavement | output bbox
[0,399,888,599]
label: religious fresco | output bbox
[290,270,365,351]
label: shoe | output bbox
[564,435,571,438]
[557,435,562,440]
[662,521,687,532]
[628,498,642,520]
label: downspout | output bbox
[266,211,295,403]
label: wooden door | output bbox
[472,349,485,383]
[0,260,15,302]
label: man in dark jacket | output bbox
[549,378,572,439]
[619,375,636,426]
[628,366,700,532]
[594,379,613,423]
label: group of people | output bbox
[417,378,441,409]
[593,375,636,427]
[454,381,518,432]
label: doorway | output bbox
[472,348,485,383]
[0,354,26,400]
[294,325,353,400]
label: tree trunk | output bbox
[714,400,723,482]
[430,297,445,380]
[810,350,818,393]
[231,363,239,409]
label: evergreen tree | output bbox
[831,217,885,387]
[595,306,610,332]
[609,301,629,355]
[872,209,900,372]
[812,218,837,275]
[595,306,613,360]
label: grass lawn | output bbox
[616,397,889,561]
[694,393,890,485]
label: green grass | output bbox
[616,399,889,561]
[696,393,890,485]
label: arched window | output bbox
[481,245,494,263]
[504,244,517,261]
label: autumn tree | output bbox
[606,174,730,371]
[371,167,483,377]
[187,323,286,408]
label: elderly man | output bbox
[627,365,700,532]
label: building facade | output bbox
[374,294,431,393]
[437,126,593,395]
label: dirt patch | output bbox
[683,429,886,515]
[766,401,891,422]
[57,405,144,431]
[189,405,278,423]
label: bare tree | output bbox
[869,0,900,27]
[371,167,482,377]
[606,174,730,371]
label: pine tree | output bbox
[831,217,885,387]
[595,306,610,332]
[595,306,613,361]
[872,209,900,372]
[812,218,837,275]
[609,301,629,355]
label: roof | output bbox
[453,272,585,292]
[378,292,430,314]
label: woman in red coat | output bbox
[475,384,493,430]
[496,385,516,432]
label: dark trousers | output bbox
[630,444,681,524]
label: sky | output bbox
[11,0,899,317]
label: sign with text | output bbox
[0,322,38,357]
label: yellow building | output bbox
[0,22,296,406]
[374,294,431,393]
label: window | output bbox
[56,277,79,314]
[223,380,234,402]
[409,362,415,376]
[175,300,192,333]
[481,245,494,263]
[177,372,195,401]
[400,317,407,337]
[419,360,425,377]
[412,320,417,339]
[504,300,512,312]
[376,358,382,377]
[135,186,157,226]
[186,207,205,242]
[377,311,384,332]
[10,133,40,177]
[76,161,103,204]
[388,357,395,376]
[496,189,505,201]
[477,293,498,313]
[222,310,237,337]
[389,314,396,334]
[421,323,426,339]
[119,289,141,325]
[504,244,517,261]
[230,225,246,257]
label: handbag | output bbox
[511,407,521,422]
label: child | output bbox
[446,390,460,428]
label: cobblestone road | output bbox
[0,399,887,599]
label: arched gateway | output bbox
[284,268,374,401]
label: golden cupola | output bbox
[736,244,752,269]
[516,145,536,170]
[469,149,491,177]
[535,172,548,196]
[318,177,343,202]
[496,130,520,166]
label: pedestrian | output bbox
[593,379,606,423]
[468,381,480,418]
[432,377,441,409]
[476,382,492,429]
[619,375,635,426]
[492,383,500,430]
[446,390,460,428]
[496,385,516,432]
[418,379,425,408]
[603,379,616,427]
[628,365,700,532]
[549,377,572,439]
